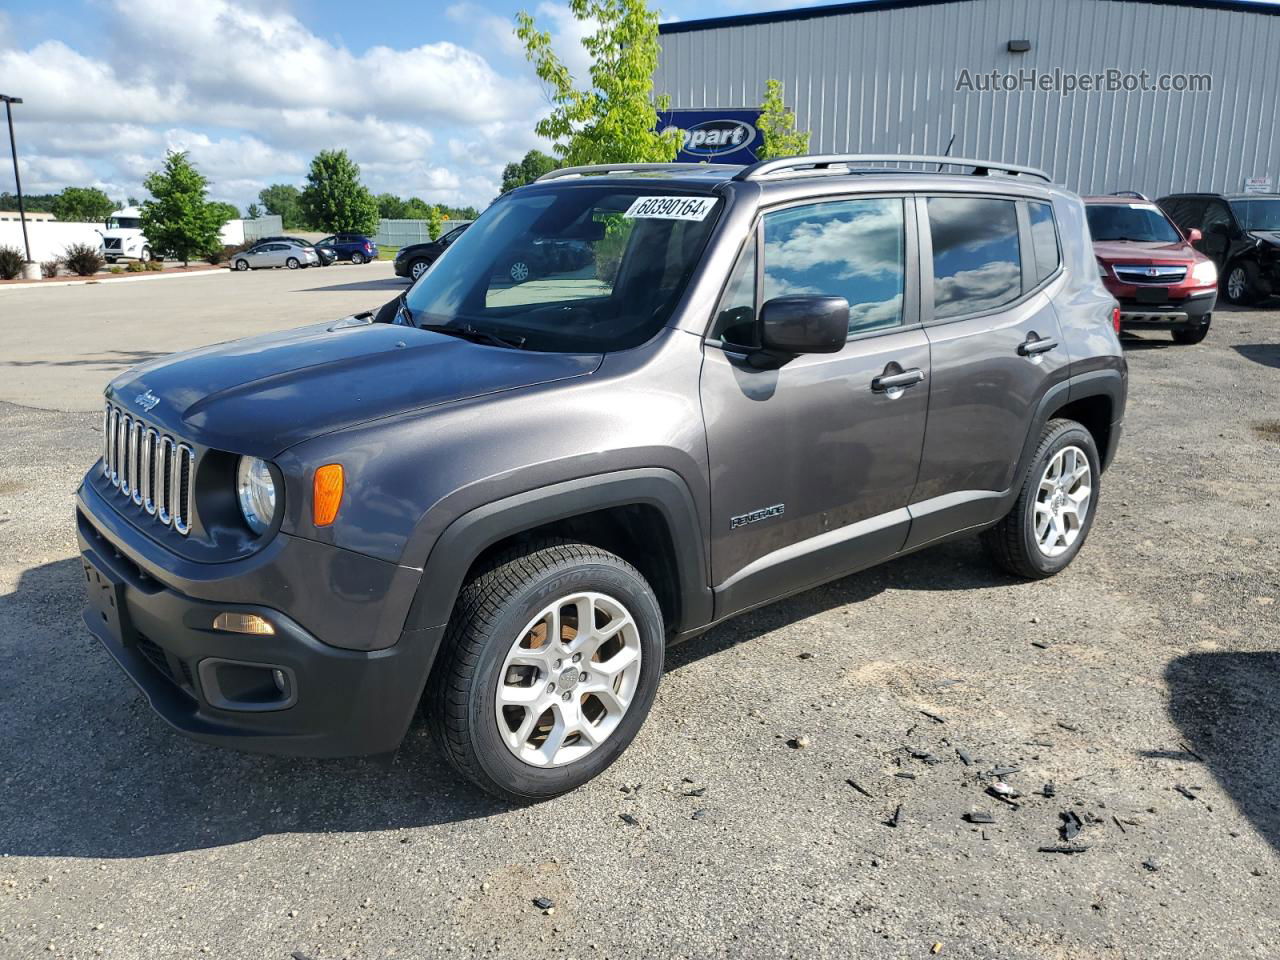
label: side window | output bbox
[1201,201,1234,236]
[762,197,907,336]
[927,197,1022,320]
[1028,202,1061,284]
[711,236,758,346]
[1161,198,1202,231]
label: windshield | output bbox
[105,217,143,231]
[1086,204,1182,243]
[402,185,721,352]
[1231,199,1280,231]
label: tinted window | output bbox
[1028,202,1061,281]
[711,237,757,346]
[1200,201,1235,235]
[762,198,906,335]
[927,197,1022,319]
[1231,199,1280,231]
[1159,197,1203,231]
[1084,204,1181,244]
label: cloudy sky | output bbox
[0,0,827,212]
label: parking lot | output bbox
[0,266,1277,958]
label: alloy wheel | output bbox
[1227,266,1246,301]
[1033,445,1092,558]
[509,261,530,283]
[494,591,642,768]
[411,260,428,280]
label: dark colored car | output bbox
[1085,195,1218,344]
[394,223,469,281]
[78,155,1125,801]
[1158,193,1280,304]
[317,233,379,264]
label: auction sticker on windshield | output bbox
[624,196,719,221]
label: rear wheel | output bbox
[982,419,1100,579]
[351,251,366,265]
[410,259,429,280]
[285,256,300,270]
[429,540,664,801]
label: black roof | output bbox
[660,0,1280,35]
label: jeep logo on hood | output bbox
[679,119,757,157]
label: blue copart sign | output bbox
[657,109,763,164]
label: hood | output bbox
[1091,239,1199,263]
[107,319,602,457]
[1249,230,1280,247]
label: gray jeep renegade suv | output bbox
[78,155,1125,800]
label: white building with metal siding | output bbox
[655,0,1279,197]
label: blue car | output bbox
[316,233,379,264]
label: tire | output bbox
[429,540,665,802]
[1223,261,1263,305]
[286,257,300,270]
[410,259,429,280]
[139,247,152,263]
[233,258,249,271]
[1172,319,1210,345]
[351,251,366,265]
[105,257,117,264]
[981,419,1101,580]
[509,260,531,284]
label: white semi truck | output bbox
[98,207,152,263]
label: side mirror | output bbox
[753,296,849,366]
[1186,227,1203,246]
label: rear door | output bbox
[905,193,1070,548]
[700,194,931,616]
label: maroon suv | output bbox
[1086,194,1218,345]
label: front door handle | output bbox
[871,367,926,393]
[1018,335,1059,356]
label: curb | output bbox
[0,267,227,291]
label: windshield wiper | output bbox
[417,323,526,350]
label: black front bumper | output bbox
[1118,290,1216,331]
[77,486,444,758]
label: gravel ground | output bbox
[0,303,1277,959]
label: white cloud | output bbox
[0,0,560,210]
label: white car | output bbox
[231,241,321,271]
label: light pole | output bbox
[1,93,38,279]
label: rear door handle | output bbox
[1018,336,1058,356]
[871,368,926,392]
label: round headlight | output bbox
[236,456,277,535]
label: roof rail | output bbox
[1108,190,1151,201]
[735,154,1052,183]
[536,162,738,182]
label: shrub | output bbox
[125,260,146,273]
[0,245,23,280]
[144,260,163,271]
[108,266,124,274]
[40,258,61,279]
[63,243,105,277]
[207,242,250,265]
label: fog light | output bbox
[212,612,275,635]
[272,668,289,695]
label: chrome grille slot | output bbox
[101,403,195,536]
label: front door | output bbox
[906,194,1071,547]
[700,195,930,617]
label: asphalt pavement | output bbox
[0,270,1276,958]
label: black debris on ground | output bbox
[1042,782,1057,798]
[1113,815,1127,834]
[1038,845,1090,855]
[1031,640,1052,649]
[846,779,874,798]
[921,710,946,724]
[1060,811,1085,842]
[956,748,973,766]
[691,809,708,821]
[990,766,1021,778]
[619,813,640,826]
[786,735,810,749]
[885,805,903,828]
[683,787,707,798]
[895,772,917,780]
[964,811,996,824]
[532,897,555,910]
[1143,859,1160,872]
[1173,784,1198,801]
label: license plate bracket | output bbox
[83,553,131,646]
[1136,287,1170,304]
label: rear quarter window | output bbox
[927,197,1022,320]
[1028,202,1061,284]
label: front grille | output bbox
[104,237,121,251]
[102,403,195,535]
[1114,264,1187,285]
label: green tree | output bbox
[51,186,115,223]
[139,151,223,265]
[445,205,481,220]
[426,205,446,240]
[258,184,305,229]
[376,193,409,219]
[207,201,240,225]
[500,149,559,193]
[245,202,263,220]
[756,79,810,161]
[0,192,58,213]
[299,150,379,234]
[516,0,680,166]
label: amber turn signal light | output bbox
[313,464,344,526]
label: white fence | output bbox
[374,219,471,248]
[0,217,269,262]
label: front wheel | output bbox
[1223,261,1264,305]
[429,541,664,801]
[981,419,1100,579]
[410,259,429,280]
[350,251,366,265]
[1172,319,1210,345]
[285,256,300,270]
[139,247,152,263]
[233,258,250,271]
